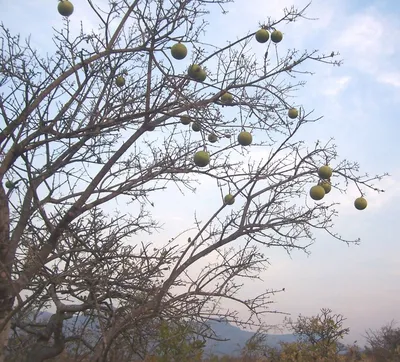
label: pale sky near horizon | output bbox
[2,0,400,348]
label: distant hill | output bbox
[204,319,297,356]
[33,311,297,357]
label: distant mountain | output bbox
[204,319,297,356]
[33,311,297,357]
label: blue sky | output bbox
[2,0,400,347]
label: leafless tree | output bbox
[364,320,400,361]
[0,0,386,361]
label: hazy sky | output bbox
[3,0,400,347]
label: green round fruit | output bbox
[310,185,325,200]
[5,180,14,189]
[354,197,367,210]
[237,131,252,146]
[318,165,333,180]
[188,64,207,82]
[192,122,201,132]
[193,151,210,167]
[171,43,187,60]
[208,134,218,143]
[116,76,125,87]
[288,108,298,119]
[188,64,201,78]
[180,115,191,125]
[319,181,331,194]
[220,92,233,104]
[195,69,207,82]
[58,0,74,17]
[255,29,270,43]
[224,194,235,205]
[271,30,283,43]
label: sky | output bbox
[2,0,400,348]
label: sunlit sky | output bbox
[3,0,400,347]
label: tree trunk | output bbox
[0,318,11,362]
[0,186,12,361]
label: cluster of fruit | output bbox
[310,166,367,210]
[255,28,283,44]
[55,4,367,211]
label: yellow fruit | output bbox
[310,185,325,200]
[171,43,187,60]
[288,108,298,119]
[255,29,269,43]
[220,92,233,104]
[116,76,125,87]
[192,122,201,132]
[208,134,218,143]
[318,165,333,180]
[237,131,252,146]
[180,115,191,125]
[58,0,74,17]
[271,30,283,43]
[193,151,210,167]
[224,194,235,205]
[354,197,367,210]
[319,181,331,194]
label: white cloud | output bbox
[378,72,400,88]
[321,76,351,96]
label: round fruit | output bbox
[255,29,269,43]
[180,115,191,125]
[237,131,252,146]
[288,108,298,119]
[319,181,331,194]
[195,69,207,82]
[208,134,218,143]
[354,197,367,210]
[271,30,283,43]
[171,43,187,60]
[220,92,233,104]
[318,165,332,180]
[188,64,201,78]
[224,194,235,205]
[310,185,325,200]
[193,151,210,167]
[58,1,74,17]
[5,180,14,189]
[116,76,125,87]
[192,122,201,132]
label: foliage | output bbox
[284,308,349,356]
[151,320,206,362]
[264,308,350,361]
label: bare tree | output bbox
[0,0,386,361]
[364,320,400,361]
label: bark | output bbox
[0,186,12,362]
[21,313,67,362]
